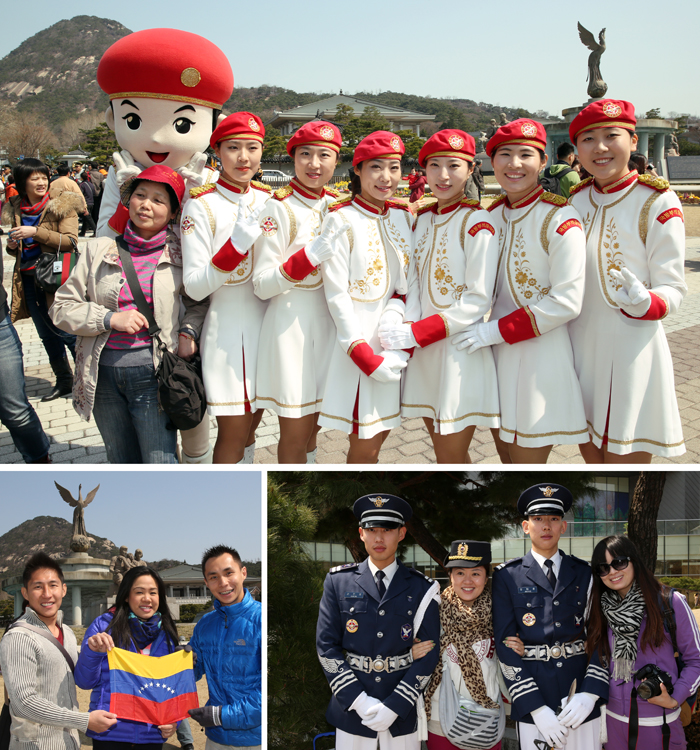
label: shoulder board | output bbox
[569,176,594,196]
[330,562,359,573]
[487,193,508,212]
[638,173,670,192]
[408,567,434,583]
[325,186,341,198]
[567,554,591,567]
[273,185,294,201]
[189,183,216,199]
[541,192,568,207]
[387,199,411,213]
[495,557,521,571]
[415,202,434,217]
[461,198,482,210]
[328,196,353,213]
[251,180,273,194]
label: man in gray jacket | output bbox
[0,553,117,750]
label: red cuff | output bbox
[412,314,448,348]
[348,340,383,376]
[391,292,406,303]
[621,292,668,321]
[498,307,540,344]
[211,239,247,273]
[281,248,317,282]
[108,203,129,235]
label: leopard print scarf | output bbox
[424,585,498,719]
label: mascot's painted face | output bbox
[107,97,215,169]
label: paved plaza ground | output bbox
[2,217,699,465]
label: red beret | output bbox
[485,119,547,158]
[210,112,265,149]
[569,99,636,143]
[121,165,186,207]
[353,131,405,167]
[286,121,342,155]
[97,28,233,109]
[418,129,475,167]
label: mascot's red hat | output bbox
[97,28,233,109]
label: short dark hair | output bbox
[22,552,64,588]
[90,162,99,170]
[13,158,50,198]
[201,545,242,577]
[557,142,575,160]
[57,164,70,176]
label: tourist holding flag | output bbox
[75,565,190,749]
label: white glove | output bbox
[177,152,208,192]
[610,267,651,317]
[369,350,409,383]
[378,322,417,350]
[305,223,350,265]
[531,705,569,749]
[350,691,382,720]
[230,203,267,255]
[452,320,504,353]
[361,702,399,732]
[558,692,597,729]
[113,150,142,187]
[378,298,406,328]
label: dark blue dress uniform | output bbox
[316,558,441,738]
[492,550,609,724]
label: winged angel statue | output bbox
[578,22,608,99]
[54,481,101,552]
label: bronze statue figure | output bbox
[578,22,608,99]
[54,480,101,553]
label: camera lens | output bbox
[637,681,655,700]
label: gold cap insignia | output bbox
[603,102,622,118]
[458,543,468,556]
[372,497,388,507]
[449,135,464,150]
[248,117,261,132]
[320,125,335,140]
[540,486,558,497]
[181,68,201,88]
[391,137,401,152]
[521,122,537,137]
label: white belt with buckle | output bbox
[346,652,413,673]
[522,640,585,661]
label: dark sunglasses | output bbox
[595,556,631,578]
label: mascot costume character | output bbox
[96,28,234,464]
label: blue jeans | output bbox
[92,362,177,463]
[21,272,76,362]
[0,312,51,461]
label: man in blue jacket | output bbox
[188,545,261,749]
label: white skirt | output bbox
[569,298,685,457]
[256,287,335,418]
[319,342,402,440]
[493,325,588,448]
[200,282,267,416]
[402,339,500,434]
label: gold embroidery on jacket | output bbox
[348,219,388,302]
[509,229,551,302]
[638,191,662,245]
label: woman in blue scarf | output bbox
[75,566,183,750]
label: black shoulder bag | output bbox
[34,236,79,294]
[116,237,206,431]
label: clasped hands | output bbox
[351,692,398,732]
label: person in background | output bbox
[78,173,97,237]
[409,168,427,203]
[90,162,105,224]
[542,142,580,200]
[51,164,88,211]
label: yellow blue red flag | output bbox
[107,647,199,725]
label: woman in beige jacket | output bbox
[50,166,207,463]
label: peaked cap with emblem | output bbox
[353,493,412,529]
[97,28,233,110]
[517,483,573,517]
[445,539,492,569]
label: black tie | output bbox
[544,559,557,589]
[376,570,386,599]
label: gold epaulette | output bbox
[415,202,434,217]
[273,185,294,201]
[251,180,273,194]
[638,173,670,192]
[325,186,341,198]
[569,176,594,196]
[541,192,568,207]
[387,199,411,213]
[189,183,216,199]
[461,198,482,210]
[328,196,353,213]
[487,193,508,212]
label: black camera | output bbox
[635,664,674,700]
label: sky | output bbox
[0,469,263,564]
[1,0,698,118]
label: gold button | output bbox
[181,68,201,88]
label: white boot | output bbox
[179,444,214,464]
[306,448,318,464]
[243,442,255,464]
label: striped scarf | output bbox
[19,192,50,256]
[123,220,167,252]
[601,581,646,682]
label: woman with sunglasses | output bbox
[586,535,700,750]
